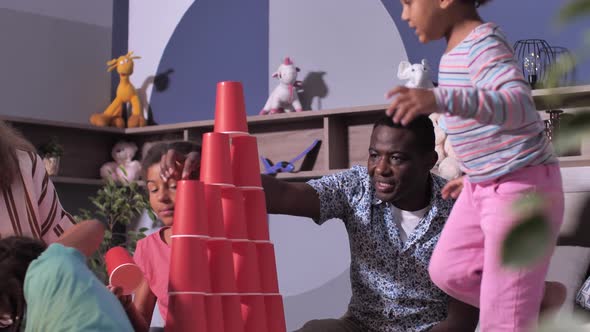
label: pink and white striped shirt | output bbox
[0,150,75,242]
[434,22,556,183]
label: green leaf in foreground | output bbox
[558,0,590,23]
[501,194,552,269]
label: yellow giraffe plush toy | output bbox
[90,52,146,128]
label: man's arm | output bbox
[430,298,479,332]
[160,148,322,220]
[261,175,320,220]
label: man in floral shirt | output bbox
[262,116,479,332]
[160,115,478,331]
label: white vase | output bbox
[43,156,60,176]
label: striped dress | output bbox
[0,150,75,243]
[434,22,556,183]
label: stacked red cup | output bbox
[166,180,211,331]
[166,81,285,332]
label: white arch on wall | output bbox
[128,0,194,103]
[269,0,408,111]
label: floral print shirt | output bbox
[308,166,454,332]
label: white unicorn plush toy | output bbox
[397,59,461,180]
[260,57,303,115]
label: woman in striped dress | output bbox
[0,120,75,243]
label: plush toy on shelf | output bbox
[397,59,461,180]
[90,52,146,128]
[260,57,303,115]
[100,141,142,183]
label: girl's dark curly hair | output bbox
[0,237,46,332]
[470,0,492,7]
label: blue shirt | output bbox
[23,243,134,332]
[308,166,453,332]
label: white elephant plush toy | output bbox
[397,59,435,89]
[260,57,303,115]
[397,59,462,180]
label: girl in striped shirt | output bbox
[387,1,564,330]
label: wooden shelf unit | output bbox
[2,85,590,184]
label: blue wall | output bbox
[149,0,268,124]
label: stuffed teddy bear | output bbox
[260,57,303,115]
[397,59,461,180]
[100,141,142,183]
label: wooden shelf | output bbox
[532,84,590,110]
[4,84,590,187]
[51,176,104,186]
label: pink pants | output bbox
[429,164,564,332]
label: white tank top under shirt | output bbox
[392,205,431,243]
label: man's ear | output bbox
[439,0,456,9]
[426,150,438,170]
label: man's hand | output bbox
[160,149,200,181]
[385,86,438,125]
[441,176,464,200]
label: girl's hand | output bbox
[160,150,200,181]
[107,285,133,310]
[385,86,438,125]
[441,176,464,200]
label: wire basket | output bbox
[513,39,555,89]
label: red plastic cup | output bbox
[256,242,279,293]
[264,295,287,332]
[204,184,225,238]
[166,294,207,332]
[222,295,245,332]
[221,187,248,239]
[230,135,262,189]
[242,189,270,241]
[232,241,262,293]
[172,180,208,236]
[200,132,234,187]
[168,237,210,293]
[241,295,269,332]
[105,246,144,295]
[205,295,224,332]
[214,81,249,136]
[207,239,237,293]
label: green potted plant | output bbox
[39,136,64,176]
[76,178,157,283]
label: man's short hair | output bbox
[373,115,435,152]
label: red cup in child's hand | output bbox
[105,246,144,295]
[214,81,249,136]
[200,132,234,187]
[230,135,263,189]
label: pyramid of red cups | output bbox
[165,81,287,332]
